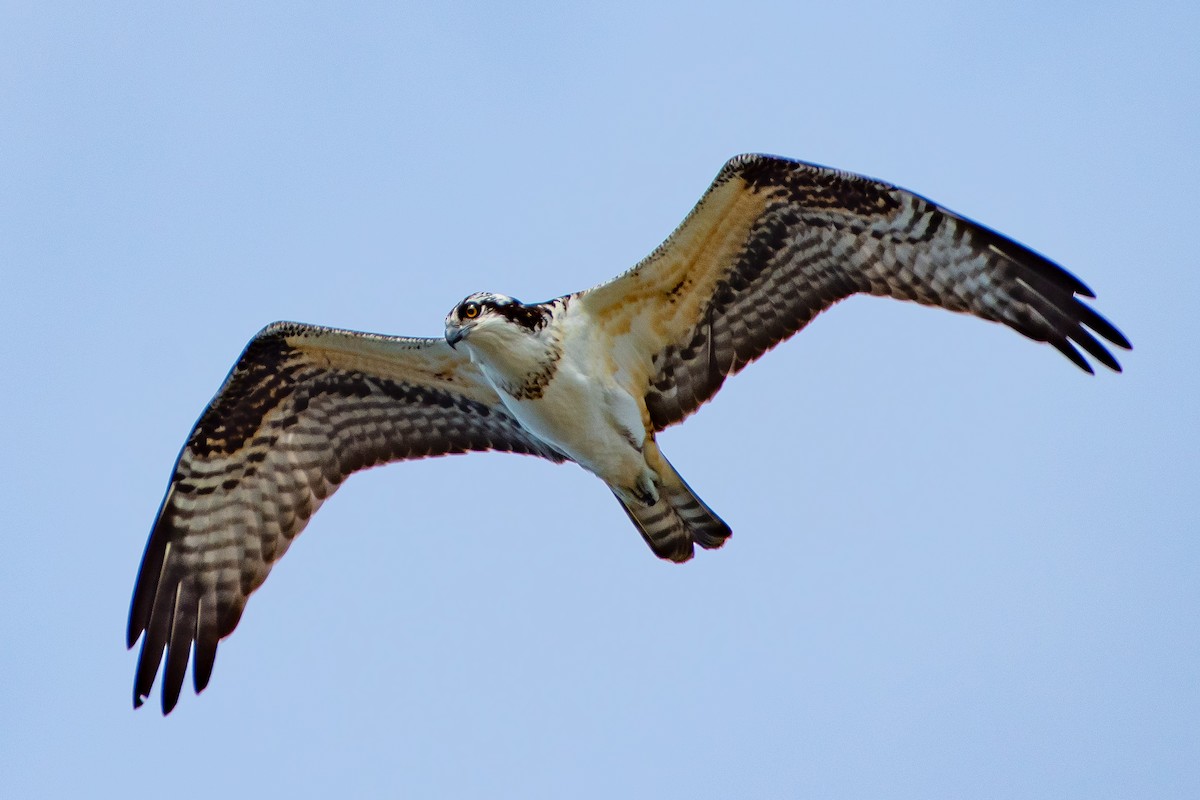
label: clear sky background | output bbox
[2,3,1197,798]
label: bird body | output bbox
[449,295,651,497]
[496,337,653,504]
[128,154,1129,713]
[446,292,732,558]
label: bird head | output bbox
[444,292,549,351]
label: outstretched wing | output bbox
[578,154,1130,430]
[128,321,564,714]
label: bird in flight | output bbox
[128,154,1129,713]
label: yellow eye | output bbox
[463,302,480,319]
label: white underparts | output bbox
[459,303,655,496]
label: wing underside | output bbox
[128,322,563,713]
[579,154,1129,429]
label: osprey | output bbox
[128,154,1129,713]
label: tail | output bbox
[612,446,731,563]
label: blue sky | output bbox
[2,3,1197,798]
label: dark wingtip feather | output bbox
[966,218,1096,301]
[949,206,1130,375]
[133,556,181,712]
[193,647,217,695]
[127,540,164,650]
[1072,325,1122,373]
[1077,302,1132,351]
[133,632,164,710]
[162,599,194,715]
[128,490,178,649]
[126,614,143,651]
[1051,339,1095,374]
[193,596,219,694]
[1009,257,1127,374]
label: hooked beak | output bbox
[445,325,466,350]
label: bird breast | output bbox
[474,322,649,486]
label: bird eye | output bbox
[463,302,480,319]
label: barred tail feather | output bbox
[613,451,731,563]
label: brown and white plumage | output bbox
[129,154,1128,713]
[128,324,563,713]
[579,154,1127,430]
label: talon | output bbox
[634,470,660,505]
